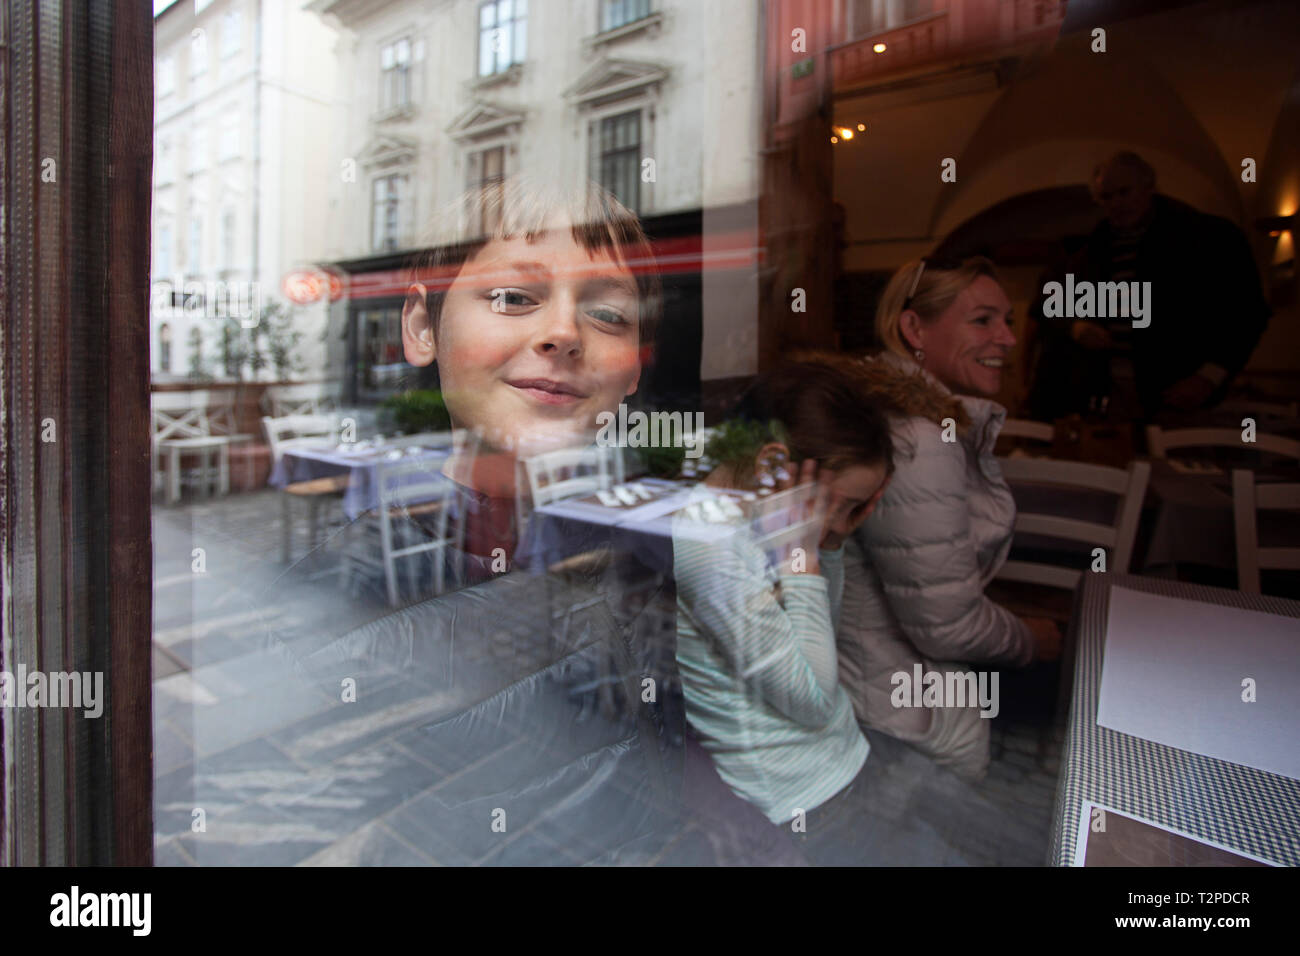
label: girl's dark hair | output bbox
[711,360,895,483]
[405,175,661,359]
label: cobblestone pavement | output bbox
[153,490,1065,866]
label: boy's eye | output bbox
[588,307,630,328]
[487,288,535,312]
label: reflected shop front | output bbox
[3,0,1300,891]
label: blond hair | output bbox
[875,255,1000,360]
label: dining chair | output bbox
[262,413,341,467]
[1000,418,1055,444]
[341,456,456,607]
[207,401,261,490]
[522,445,617,512]
[519,444,626,580]
[996,457,1151,589]
[1231,469,1300,594]
[152,391,232,504]
[264,413,345,562]
[1146,425,1300,463]
[263,382,337,419]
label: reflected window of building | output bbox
[156,136,174,184]
[592,109,641,215]
[359,307,405,394]
[849,0,934,37]
[371,173,409,253]
[190,28,208,97]
[156,223,172,279]
[189,125,208,173]
[158,323,172,374]
[219,112,239,161]
[467,144,505,235]
[222,9,242,59]
[601,0,651,33]
[221,207,236,272]
[188,215,204,275]
[157,56,175,99]
[478,0,527,77]
[380,36,412,111]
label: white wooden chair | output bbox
[151,391,231,504]
[263,382,337,418]
[519,444,623,577]
[522,445,617,511]
[996,457,1151,589]
[262,413,341,467]
[1146,425,1300,462]
[1232,469,1300,594]
[1218,397,1299,420]
[1000,418,1055,444]
[342,456,456,607]
[264,413,344,563]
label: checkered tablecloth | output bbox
[1050,573,1300,866]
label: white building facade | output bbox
[151,0,339,383]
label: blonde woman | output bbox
[834,256,1062,781]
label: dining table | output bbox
[268,435,455,520]
[1049,572,1300,866]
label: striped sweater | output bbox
[672,486,869,824]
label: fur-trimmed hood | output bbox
[848,350,972,432]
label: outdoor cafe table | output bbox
[1049,572,1300,866]
[268,439,454,520]
[524,477,695,576]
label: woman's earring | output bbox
[914,348,925,365]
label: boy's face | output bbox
[402,226,642,453]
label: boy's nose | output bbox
[534,298,582,356]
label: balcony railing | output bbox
[830,0,1066,91]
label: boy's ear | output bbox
[402,283,435,367]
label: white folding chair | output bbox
[522,445,617,511]
[151,391,231,504]
[264,413,345,562]
[996,457,1151,589]
[263,382,337,418]
[342,457,455,607]
[1232,469,1300,594]
[1218,397,1299,420]
[1146,425,1300,462]
[262,413,341,467]
[1000,418,1055,443]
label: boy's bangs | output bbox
[485,178,644,268]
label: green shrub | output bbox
[381,389,452,434]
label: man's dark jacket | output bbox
[1027,194,1270,419]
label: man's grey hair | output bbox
[1090,151,1156,197]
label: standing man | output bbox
[1026,152,1271,420]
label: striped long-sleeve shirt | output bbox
[673,486,869,824]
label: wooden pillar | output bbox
[1,0,154,865]
[758,0,839,372]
